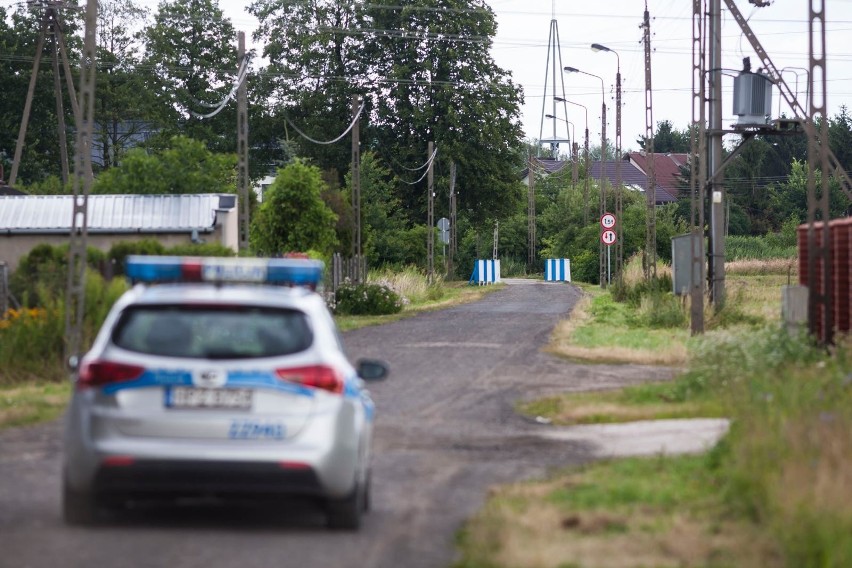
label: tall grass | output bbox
[0,273,128,385]
[681,328,852,566]
[368,266,445,305]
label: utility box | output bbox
[733,72,773,125]
[671,233,703,296]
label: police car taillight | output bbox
[78,360,145,388]
[275,365,344,394]
[124,255,324,288]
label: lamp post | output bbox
[564,66,607,288]
[555,96,590,224]
[591,43,623,282]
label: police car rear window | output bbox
[111,305,313,359]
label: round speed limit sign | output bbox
[601,229,616,245]
[600,212,616,229]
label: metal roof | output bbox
[0,194,234,234]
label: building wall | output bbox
[0,229,223,273]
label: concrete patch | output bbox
[537,418,730,458]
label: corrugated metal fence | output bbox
[798,218,852,342]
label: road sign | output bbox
[600,212,616,229]
[437,217,450,231]
[601,229,616,245]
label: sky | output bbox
[146,0,852,153]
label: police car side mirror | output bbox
[357,359,389,381]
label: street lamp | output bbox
[545,114,578,189]
[591,43,623,281]
[555,96,591,224]
[564,65,607,288]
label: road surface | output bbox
[0,279,676,568]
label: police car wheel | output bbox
[326,483,364,530]
[62,480,99,526]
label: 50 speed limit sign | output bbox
[601,229,616,245]
[600,212,616,229]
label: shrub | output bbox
[334,282,404,316]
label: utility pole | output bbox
[427,141,435,283]
[708,0,726,308]
[527,155,536,269]
[64,0,97,363]
[600,96,607,289]
[722,0,850,343]
[614,62,623,281]
[237,31,250,251]
[10,1,83,187]
[351,95,362,263]
[689,0,706,335]
[642,2,657,280]
[449,160,457,279]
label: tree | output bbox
[250,160,339,255]
[94,0,154,170]
[636,120,690,154]
[828,105,852,173]
[362,0,525,224]
[0,6,80,184]
[142,0,238,153]
[249,0,364,180]
[91,135,236,194]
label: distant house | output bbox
[0,193,239,271]
[628,152,689,203]
[520,157,571,186]
[522,155,677,205]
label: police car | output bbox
[62,256,388,530]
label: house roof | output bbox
[0,194,235,234]
[628,152,689,200]
[0,185,25,196]
[588,159,678,204]
[520,157,571,180]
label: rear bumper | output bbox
[93,459,323,500]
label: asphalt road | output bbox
[0,279,675,568]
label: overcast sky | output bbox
[172,0,852,152]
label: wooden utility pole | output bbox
[427,141,435,283]
[448,160,457,279]
[237,32,250,251]
[351,95,362,262]
[64,0,98,363]
[527,155,536,268]
[10,2,83,187]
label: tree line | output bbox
[1,0,849,282]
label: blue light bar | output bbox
[125,256,324,288]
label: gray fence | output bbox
[330,253,367,294]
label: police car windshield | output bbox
[112,306,313,359]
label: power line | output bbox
[281,100,365,145]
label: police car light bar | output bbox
[125,256,324,288]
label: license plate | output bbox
[166,387,253,410]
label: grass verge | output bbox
[455,453,782,568]
[0,381,71,430]
[460,257,852,568]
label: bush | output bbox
[334,282,404,316]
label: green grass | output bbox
[0,381,71,430]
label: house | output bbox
[522,155,677,205]
[628,152,689,203]
[0,193,239,271]
[520,157,571,186]
[588,156,678,205]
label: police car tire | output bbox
[326,483,364,530]
[62,481,98,526]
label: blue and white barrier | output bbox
[469,259,501,285]
[545,258,572,282]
